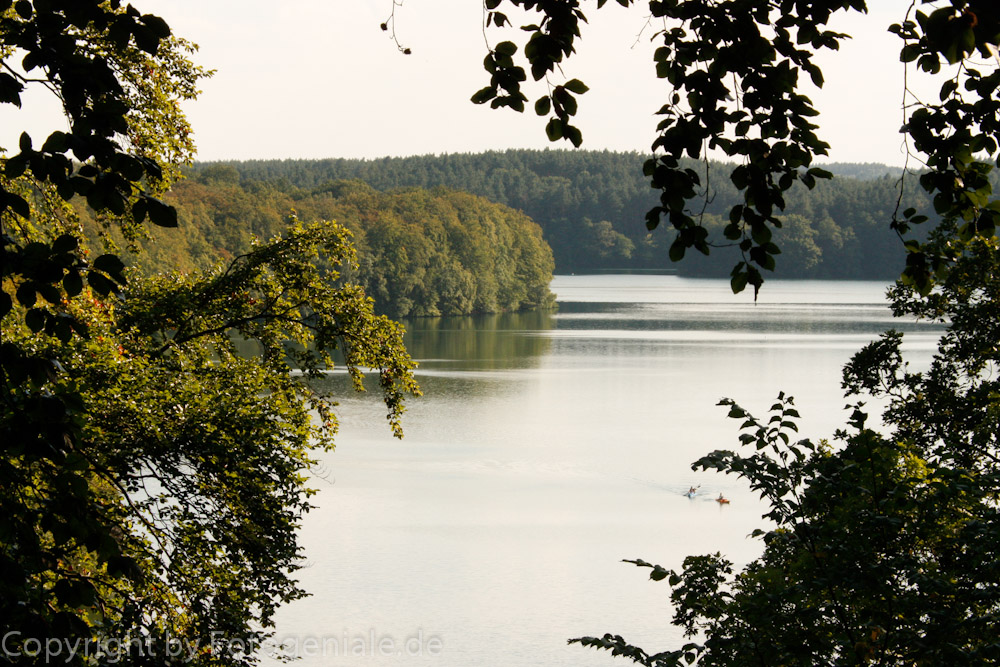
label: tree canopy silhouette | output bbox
[472,0,998,295]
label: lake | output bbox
[263,275,942,666]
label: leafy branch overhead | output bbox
[472,0,629,148]
[475,0,999,296]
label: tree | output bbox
[2,2,418,664]
[461,1,1000,663]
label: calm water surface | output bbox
[264,275,941,666]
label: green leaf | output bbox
[4,154,27,178]
[545,118,563,141]
[87,271,117,296]
[52,234,78,254]
[565,125,583,148]
[559,90,578,116]
[140,13,171,38]
[41,131,68,153]
[731,166,748,190]
[900,43,920,63]
[133,25,160,55]
[534,95,551,116]
[750,223,771,245]
[62,271,83,297]
[93,254,127,283]
[495,41,517,57]
[55,317,72,343]
[563,78,589,94]
[146,198,178,228]
[806,167,832,180]
[53,579,97,607]
[6,191,31,219]
[37,283,62,304]
[470,86,497,105]
[805,63,824,87]
[730,270,748,294]
[25,307,45,332]
[132,198,148,223]
[16,282,36,307]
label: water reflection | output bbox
[307,309,556,404]
[402,310,554,371]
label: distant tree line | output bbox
[188,150,941,279]
[80,178,555,318]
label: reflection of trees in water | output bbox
[402,310,554,371]
[301,311,555,404]
[236,311,553,405]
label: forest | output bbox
[81,178,556,318]
[183,150,940,280]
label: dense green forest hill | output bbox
[83,181,555,318]
[189,150,932,279]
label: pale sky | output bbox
[5,1,926,165]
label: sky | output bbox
[4,1,926,166]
